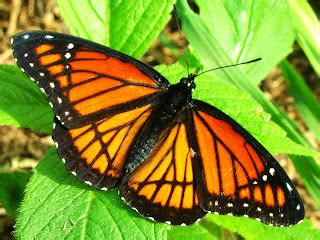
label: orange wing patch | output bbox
[120,122,206,225]
[53,104,152,189]
[35,44,54,54]
[33,46,160,120]
[193,111,266,198]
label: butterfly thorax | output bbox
[124,77,195,175]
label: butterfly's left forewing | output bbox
[190,100,304,226]
[11,31,169,128]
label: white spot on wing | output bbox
[101,187,108,191]
[85,181,92,186]
[23,34,30,39]
[29,63,34,67]
[269,168,275,176]
[180,223,186,226]
[71,171,77,176]
[45,35,54,39]
[165,221,171,224]
[11,38,13,45]
[64,52,71,59]
[257,207,262,212]
[40,72,44,76]
[67,43,74,49]
[61,158,66,163]
[57,97,62,104]
[286,182,293,191]
[296,204,300,210]
[24,53,28,57]
[227,203,233,207]
[269,213,273,217]
[262,175,267,181]
[243,203,249,207]
[50,82,55,88]
[30,77,35,81]
[195,218,201,224]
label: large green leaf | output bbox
[57,0,176,58]
[207,215,320,240]
[0,65,53,133]
[15,148,170,239]
[180,0,294,85]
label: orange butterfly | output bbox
[11,31,304,226]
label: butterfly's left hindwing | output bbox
[53,104,152,189]
[11,31,169,128]
[190,100,304,226]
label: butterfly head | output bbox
[179,68,200,91]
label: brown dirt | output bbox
[0,0,319,239]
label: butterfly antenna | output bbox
[197,58,262,77]
[173,5,190,76]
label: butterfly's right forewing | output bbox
[189,100,304,226]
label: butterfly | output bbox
[11,31,304,226]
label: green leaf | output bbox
[167,217,222,240]
[176,0,320,208]
[280,60,320,141]
[156,64,320,157]
[57,0,176,58]
[0,65,53,133]
[287,0,320,75]
[206,215,320,240]
[0,171,31,218]
[178,0,295,85]
[15,148,169,239]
